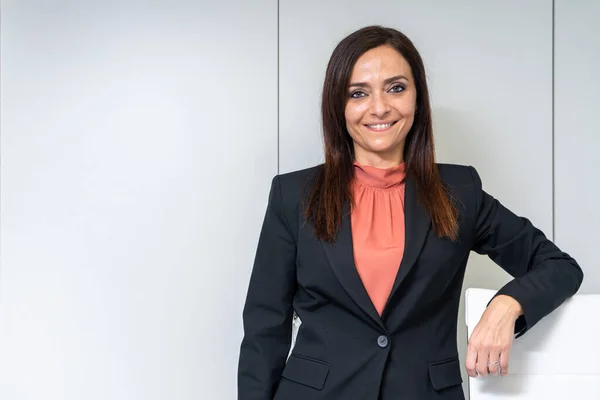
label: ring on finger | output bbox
[488,360,501,376]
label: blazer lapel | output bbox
[320,175,432,326]
[320,201,385,330]
[385,175,431,309]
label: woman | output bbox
[237,25,583,400]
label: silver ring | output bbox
[489,360,501,376]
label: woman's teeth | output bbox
[366,122,396,129]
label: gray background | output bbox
[1,0,597,399]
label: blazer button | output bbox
[377,335,389,348]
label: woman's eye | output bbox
[389,84,405,93]
[350,91,366,98]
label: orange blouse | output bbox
[351,162,407,316]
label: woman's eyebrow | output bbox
[348,75,409,88]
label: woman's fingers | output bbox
[487,350,501,376]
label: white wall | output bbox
[0,1,597,400]
[555,0,600,295]
[0,1,277,399]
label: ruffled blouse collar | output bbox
[353,161,406,189]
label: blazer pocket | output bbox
[282,354,330,390]
[428,357,463,390]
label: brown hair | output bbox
[305,25,459,243]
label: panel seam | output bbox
[552,0,556,241]
[277,0,280,175]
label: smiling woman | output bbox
[345,47,416,166]
[238,25,583,400]
[310,26,459,246]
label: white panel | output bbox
[469,376,599,400]
[0,1,277,400]
[279,1,552,397]
[555,1,600,294]
[466,288,600,399]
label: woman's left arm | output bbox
[465,166,584,377]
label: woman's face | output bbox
[344,45,417,167]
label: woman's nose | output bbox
[370,94,391,117]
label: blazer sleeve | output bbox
[238,175,297,400]
[469,166,584,337]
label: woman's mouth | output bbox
[364,121,398,132]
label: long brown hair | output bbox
[305,25,459,243]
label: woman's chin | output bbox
[367,143,401,155]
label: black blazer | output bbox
[237,163,583,400]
